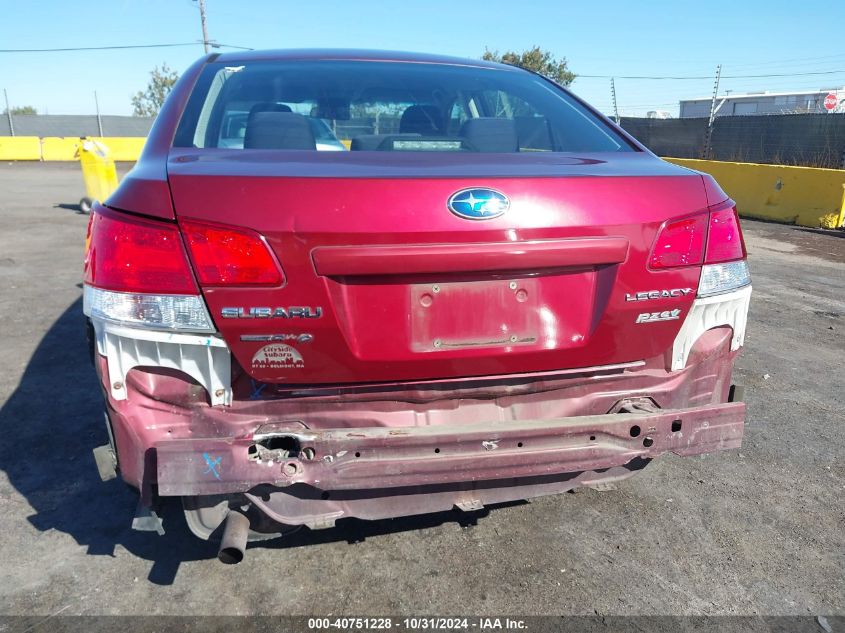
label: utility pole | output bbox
[610,77,620,125]
[198,0,211,54]
[703,64,722,159]
[94,91,103,137]
[4,89,14,137]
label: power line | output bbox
[0,43,197,53]
[0,42,252,53]
[578,69,845,80]
[574,52,845,74]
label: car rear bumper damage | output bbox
[156,402,744,496]
[90,322,746,536]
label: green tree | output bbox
[131,64,179,117]
[2,105,37,115]
[482,46,575,86]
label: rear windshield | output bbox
[174,60,634,154]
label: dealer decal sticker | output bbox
[251,343,305,369]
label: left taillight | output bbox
[84,209,197,294]
[83,207,214,332]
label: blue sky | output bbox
[2,0,843,117]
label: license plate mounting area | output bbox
[410,278,539,352]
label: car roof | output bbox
[212,48,519,71]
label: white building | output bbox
[679,88,845,118]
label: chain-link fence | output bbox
[0,114,153,137]
[621,113,845,168]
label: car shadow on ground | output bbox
[0,298,512,585]
[53,202,87,214]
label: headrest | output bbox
[460,117,519,153]
[248,102,293,117]
[399,105,443,135]
[244,111,316,150]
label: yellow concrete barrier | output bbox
[0,136,42,161]
[0,137,146,162]
[40,137,82,161]
[96,137,146,161]
[665,158,845,229]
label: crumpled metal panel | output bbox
[92,320,231,406]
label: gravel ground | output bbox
[0,162,842,617]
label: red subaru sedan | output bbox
[83,50,751,563]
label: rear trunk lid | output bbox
[168,150,705,385]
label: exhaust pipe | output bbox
[218,509,250,564]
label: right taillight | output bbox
[699,203,750,296]
[650,202,750,297]
[705,206,746,263]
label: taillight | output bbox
[699,205,750,295]
[83,207,214,332]
[84,209,198,294]
[705,206,746,263]
[650,204,747,269]
[649,214,707,269]
[649,203,750,297]
[180,220,283,286]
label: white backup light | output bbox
[83,285,215,333]
[697,261,751,297]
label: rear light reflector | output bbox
[83,286,214,332]
[84,209,198,294]
[697,261,751,297]
[649,214,707,269]
[180,220,283,286]
[705,206,746,263]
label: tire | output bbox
[79,197,94,214]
